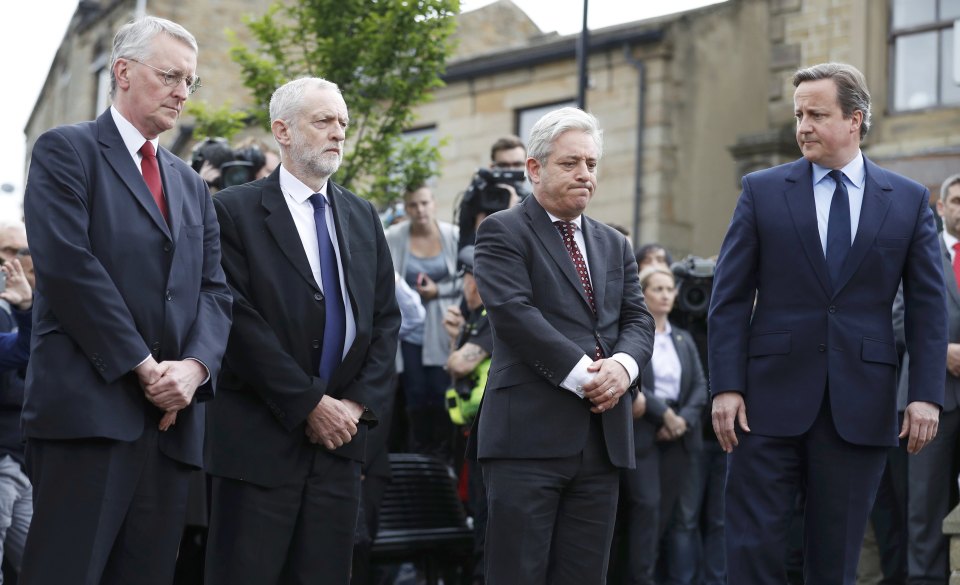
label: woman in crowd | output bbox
[385,184,461,458]
[616,265,708,585]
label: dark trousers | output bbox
[907,407,960,585]
[725,398,887,585]
[482,415,619,585]
[204,449,361,585]
[870,413,908,585]
[20,425,192,585]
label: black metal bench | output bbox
[371,453,474,584]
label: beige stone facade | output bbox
[26,0,960,259]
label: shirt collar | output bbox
[812,149,865,189]
[279,164,328,204]
[944,230,959,253]
[656,321,673,336]
[544,210,583,231]
[110,105,159,159]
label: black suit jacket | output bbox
[22,110,233,467]
[473,195,655,469]
[206,169,400,488]
[636,324,708,455]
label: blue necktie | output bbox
[826,169,851,287]
[309,193,346,382]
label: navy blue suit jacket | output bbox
[21,110,233,467]
[708,156,946,447]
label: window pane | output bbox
[942,28,960,104]
[517,101,577,144]
[895,32,939,109]
[942,0,960,20]
[893,0,936,28]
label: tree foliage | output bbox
[228,0,460,204]
[186,101,250,141]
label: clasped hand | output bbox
[135,357,206,431]
[582,359,630,413]
[305,396,363,451]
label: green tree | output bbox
[227,0,459,204]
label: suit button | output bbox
[314,292,323,302]
[818,344,826,352]
[165,290,173,301]
[828,306,836,313]
[312,339,320,349]
[163,243,172,252]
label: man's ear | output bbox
[114,59,132,92]
[526,157,542,184]
[272,119,291,147]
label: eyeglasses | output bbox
[127,58,202,95]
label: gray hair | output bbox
[526,107,603,164]
[110,16,198,98]
[269,77,341,125]
[793,62,872,140]
[941,173,960,202]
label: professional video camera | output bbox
[671,255,716,317]
[190,137,235,190]
[456,168,531,249]
[219,145,269,189]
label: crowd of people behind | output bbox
[4,12,960,585]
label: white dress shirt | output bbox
[110,106,159,173]
[651,322,682,402]
[543,211,640,397]
[279,165,357,359]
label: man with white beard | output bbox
[203,77,400,584]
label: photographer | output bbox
[0,258,35,584]
[191,137,280,193]
[457,136,531,250]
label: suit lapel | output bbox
[583,217,608,311]
[783,159,832,297]
[261,176,321,293]
[327,182,360,318]
[833,157,892,295]
[524,197,593,312]
[96,112,171,238]
[157,148,184,242]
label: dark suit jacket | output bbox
[206,169,400,488]
[22,109,233,467]
[473,195,655,469]
[708,156,947,447]
[636,324,708,455]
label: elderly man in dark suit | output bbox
[473,106,655,585]
[19,16,232,585]
[708,62,947,585]
[203,77,400,584]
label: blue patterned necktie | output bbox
[825,169,851,287]
[309,193,346,381]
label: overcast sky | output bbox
[0,0,725,222]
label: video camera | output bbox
[457,168,531,249]
[191,138,270,190]
[670,255,716,317]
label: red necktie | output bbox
[952,242,960,292]
[139,142,168,222]
[555,221,603,360]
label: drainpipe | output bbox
[623,44,646,246]
[135,0,146,18]
[576,0,590,109]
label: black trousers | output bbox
[20,424,192,585]
[204,449,361,585]
[482,415,620,585]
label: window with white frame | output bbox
[890,0,960,111]
[516,101,577,144]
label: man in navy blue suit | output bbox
[19,16,232,585]
[708,62,947,585]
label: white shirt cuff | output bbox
[610,352,639,384]
[560,355,596,398]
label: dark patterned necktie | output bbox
[555,221,603,360]
[309,193,346,381]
